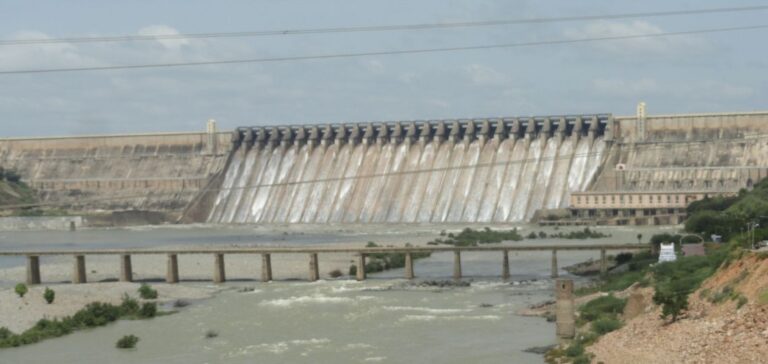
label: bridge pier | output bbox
[405,253,414,279]
[166,254,179,283]
[261,253,272,282]
[551,250,558,278]
[600,249,607,276]
[356,254,366,281]
[213,254,226,283]
[502,250,510,281]
[453,251,462,281]
[309,253,319,281]
[26,255,41,285]
[119,254,133,282]
[555,279,576,342]
[73,255,86,284]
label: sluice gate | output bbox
[208,115,611,224]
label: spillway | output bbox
[207,116,610,224]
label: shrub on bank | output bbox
[43,287,55,304]
[592,316,622,335]
[116,335,139,349]
[15,283,27,298]
[138,284,158,300]
[579,295,626,322]
[139,303,157,318]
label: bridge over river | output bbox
[3,243,649,285]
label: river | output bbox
[0,224,674,363]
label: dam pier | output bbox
[9,244,648,285]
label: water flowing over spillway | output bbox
[208,116,610,224]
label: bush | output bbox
[615,252,633,265]
[205,330,218,339]
[592,316,622,335]
[139,303,157,318]
[348,265,357,276]
[120,294,140,315]
[579,295,627,321]
[427,227,523,246]
[0,327,13,340]
[328,269,343,278]
[565,342,585,357]
[43,287,55,304]
[116,335,139,349]
[138,284,158,300]
[15,283,28,298]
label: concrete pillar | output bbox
[213,254,226,283]
[261,254,272,282]
[26,255,41,285]
[600,249,608,276]
[69,221,76,232]
[356,254,366,281]
[555,279,576,341]
[404,253,414,279]
[166,254,179,283]
[551,250,558,278]
[502,250,510,281]
[309,253,319,281]
[73,255,86,284]
[453,251,462,281]
[119,254,133,282]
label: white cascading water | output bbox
[210,130,607,224]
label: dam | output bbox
[207,116,610,224]
[2,107,768,225]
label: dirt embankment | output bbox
[589,253,768,364]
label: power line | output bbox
[1,24,766,75]
[2,5,768,46]
[3,132,767,210]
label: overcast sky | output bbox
[1,0,766,137]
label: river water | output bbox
[0,224,674,363]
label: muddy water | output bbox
[0,224,675,363]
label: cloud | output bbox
[592,77,658,96]
[0,31,101,69]
[137,25,190,51]
[464,64,508,86]
[564,20,709,55]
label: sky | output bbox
[0,0,767,137]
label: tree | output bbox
[637,233,643,244]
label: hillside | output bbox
[588,252,768,363]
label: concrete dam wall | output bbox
[591,111,768,193]
[207,116,610,224]
[0,131,230,213]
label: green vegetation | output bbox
[116,335,139,349]
[205,330,219,339]
[547,228,610,240]
[430,227,523,246]
[652,244,729,321]
[138,284,158,300]
[14,283,27,298]
[685,179,768,242]
[591,316,622,335]
[578,295,627,322]
[0,296,159,349]
[575,252,655,295]
[43,287,55,304]
[362,242,431,274]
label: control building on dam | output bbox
[2,107,767,225]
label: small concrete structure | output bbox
[501,250,510,281]
[555,279,576,341]
[73,255,86,284]
[551,250,558,278]
[261,253,272,282]
[119,254,133,282]
[166,254,179,283]
[453,251,462,281]
[213,254,226,283]
[600,249,608,276]
[309,253,319,281]
[26,255,41,285]
[356,254,366,281]
[404,253,415,279]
